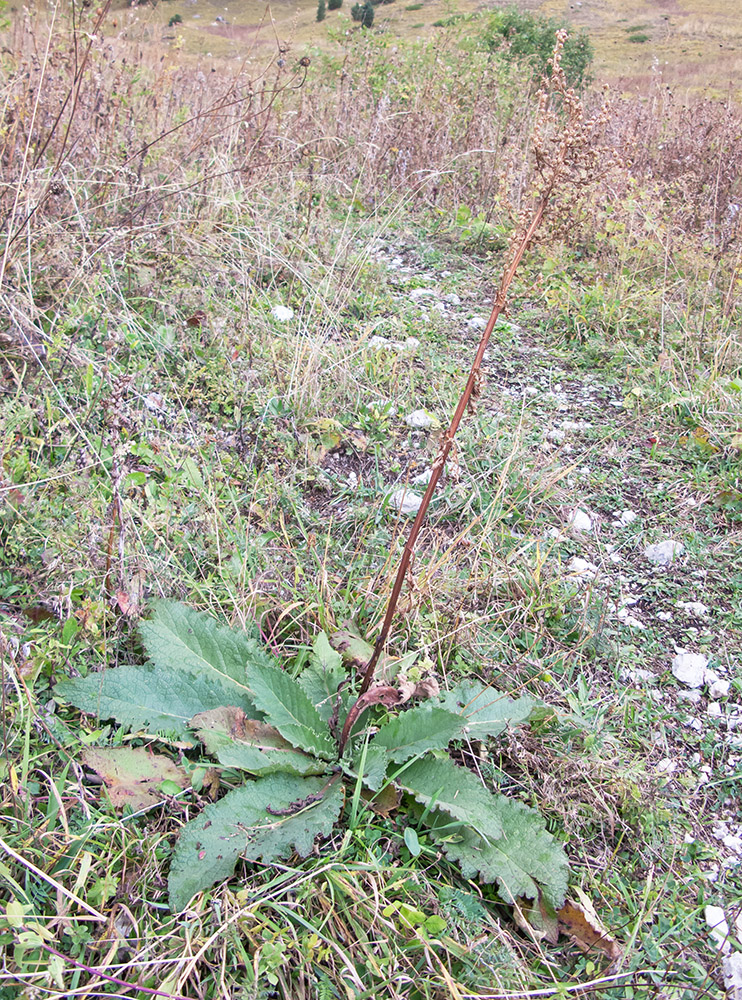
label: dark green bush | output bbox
[483,7,593,89]
[351,1,374,25]
[317,0,326,21]
[328,0,342,10]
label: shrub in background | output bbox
[328,0,342,10]
[483,6,593,89]
[317,0,326,21]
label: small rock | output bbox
[440,269,453,278]
[723,951,742,999]
[390,341,408,352]
[626,668,654,683]
[367,335,389,350]
[405,337,420,351]
[709,678,731,699]
[677,600,709,616]
[561,419,592,432]
[656,758,677,774]
[677,689,703,704]
[617,607,646,629]
[656,611,673,621]
[346,472,358,491]
[411,469,432,487]
[705,905,731,953]
[405,409,438,430]
[708,702,722,718]
[409,288,438,301]
[568,508,593,533]
[442,293,461,306]
[271,305,294,322]
[644,539,684,566]
[466,316,487,332]
[566,557,598,581]
[546,427,566,443]
[614,510,638,526]
[388,488,423,515]
[671,652,709,688]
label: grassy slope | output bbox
[0,12,741,1000]
[125,0,742,100]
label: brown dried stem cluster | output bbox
[346,33,616,736]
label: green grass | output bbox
[0,10,741,1000]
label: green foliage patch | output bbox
[55,601,568,912]
[483,6,593,89]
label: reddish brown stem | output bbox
[355,198,548,703]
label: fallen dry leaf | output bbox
[82,747,188,811]
[557,888,622,962]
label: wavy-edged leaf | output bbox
[246,662,337,761]
[190,708,325,776]
[81,747,188,811]
[371,707,465,763]
[439,680,535,739]
[55,664,255,743]
[298,632,347,721]
[394,757,503,841]
[168,775,344,910]
[427,793,569,908]
[350,745,388,792]
[142,600,270,694]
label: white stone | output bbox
[677,689,703,704]
[709,678,731,699]
[568,508,593,533]
[390,341,407,352]
[677,600,709,616]
[547,427,566,443]
[614,510,638,526]
[271,305,294,322]
[346,472,358,491]
[723,951,742,999]
[671,652,709,688]
[566,557,598,581]
[388,489,423,515]
[656,758,677,774]
[409,288,438,301]
[440,269,453,278]
[617,607,646,629]
[367,335,389,350]
[466,316,487,331]
[644,539,684,566]
[708,702,722,718]
[561,419,592,432]
[656,611,673,621]
[723,835,742,854]
[705,905,731,953]
[411,469,432,487]
[405,337,420,351]
[405,409,438,430]
[442,293,461,306]
[432,301,446,313]
[625,668,654,683]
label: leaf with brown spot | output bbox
[82,747,188,812]
[186,310,207,328]
[363,783,401,818]
[190,707,325,777]
[557,889,622,962]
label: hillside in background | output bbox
[106,0,742,101]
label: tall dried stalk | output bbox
[339,31,613,753]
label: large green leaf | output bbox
[141,600,271,692]
[168,775,344,910]
[427,793,569,908]
[54,664,255,743]
[350,744,389,792]
[190,708,326,776]
[370,707,465,763]
[246,662,337,761]
[298,632,347,722]
[394,757,503,841]
[439,680,535,739]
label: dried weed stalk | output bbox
[347,33,616,729]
